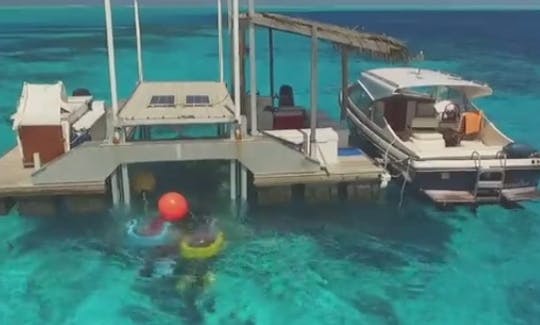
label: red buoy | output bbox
[158,192,189,222]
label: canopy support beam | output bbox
[309,26,318,159]
[248,0,258,135]
[340,46,349,122]
[268,28,275,106]
[134,0,144,82]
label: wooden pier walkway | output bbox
[0,147,105,197]
[0,134,383,198]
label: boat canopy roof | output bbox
[359,68,493,101]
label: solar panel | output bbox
[148,95,175,107]
[185,95,210,107]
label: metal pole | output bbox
[248,0,257,135]
[230,160,237,200]
[227,0,232,34]
[134,0,144,82]
[111,171,120,206]
[232,0,241,122]
[268,28,275,105]
[309,26,318,159]
[121,164,131,207]
[341,47,349,122]
[104,0,120,126]
[104,0,121,207]
[241,165,247,201]
[217,0,224,82]
[240,115,248,199]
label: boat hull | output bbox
[346,113,540,205]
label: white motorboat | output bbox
[342,67,540,205]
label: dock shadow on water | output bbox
[0,180,462,324]
[3,166,532,324]
[198,195,459,324]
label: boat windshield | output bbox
[401,86,473,110]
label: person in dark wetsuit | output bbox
[175,215,220,287]
[138,213,220,281]
[174,216,221,323]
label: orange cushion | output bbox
[462,111,483,135]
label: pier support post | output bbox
[111,169,120,207]
[230,160,237,200]
[121,164,131,207]
[240,165,248,201]
[248,0,258,135]
[309,26,319,159]
[240,115,248,201]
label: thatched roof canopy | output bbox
[240,12,409,62]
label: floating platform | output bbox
[0,132,386,215]
[0,2,409,216]
[0,147,105,196]
[423,187,540,205]
[0,147,107,217]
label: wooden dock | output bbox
[0,2,408,216]
[0,147,106,216]
[0,134,385,215]
[253,154,381,186]
[0,147,105,197]
[253,149,384,205]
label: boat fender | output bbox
[72,88,91,97]
[380,172,391,189]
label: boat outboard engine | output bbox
[502,143,540,159]
[72,88,91,97]
[72,88,93,110]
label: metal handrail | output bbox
[471,150,481,198]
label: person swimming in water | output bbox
[175,216,220,287]
[138,212,220,282]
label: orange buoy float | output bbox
[158,192,189,222]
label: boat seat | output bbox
[411,117,439,129]
[407,131,446,153]
[411,131,444,141]
[278,84,294,107]
[462,111,484,136]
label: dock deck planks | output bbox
[0,135,384,196]
[0,147,105,197]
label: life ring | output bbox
[180,231,225,260]
[125,219,179,248]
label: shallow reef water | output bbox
[1,7,540,325]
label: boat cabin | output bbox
[11,82,105,168]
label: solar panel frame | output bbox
[148,95,175,107]
[185,95,210,107]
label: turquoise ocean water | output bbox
[1,6,540,324]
